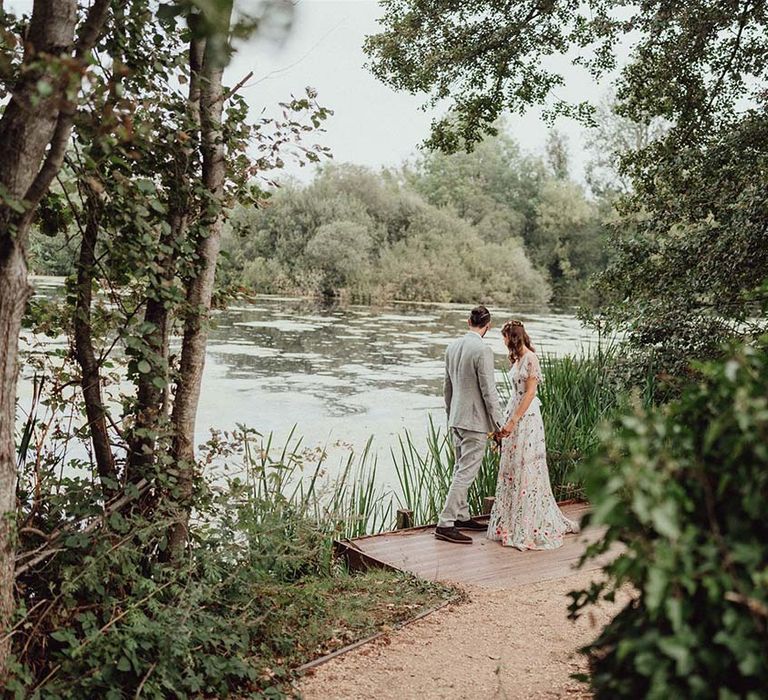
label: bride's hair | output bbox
[501,320,534,365]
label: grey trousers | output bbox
[437,427,487,528]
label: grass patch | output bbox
[254,570,459,687]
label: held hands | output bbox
[490,416,519,443]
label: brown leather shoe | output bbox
[434,526,473,544]
[455,518,487,531]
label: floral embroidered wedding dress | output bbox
[487,351,578,550]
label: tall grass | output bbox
[324,438,394,538]
[536,345,627,500]
[391,417,499,525]
[235,427,393,540]
[232,344,649,534]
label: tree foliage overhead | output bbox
[364,0,603,152]
[365,0,768,150]
[367,0,768,376]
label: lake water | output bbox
[19,279,596,489]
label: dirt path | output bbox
[299,570,626,700]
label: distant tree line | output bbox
[31,125,613,307]
[216,128,609,306]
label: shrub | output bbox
[8,426,411,697]
[9,487,331,698]
[569,336,768,698]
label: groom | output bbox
[435,305,506,545]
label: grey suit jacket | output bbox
[443,331,504,433]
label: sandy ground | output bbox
[298,570,626,700]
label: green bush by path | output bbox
[10,531,451,698]
[569,337,768,698]
[10,424,454,698]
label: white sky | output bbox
[230,0,619,184]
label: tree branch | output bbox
[14,479,149,577]
[221,70,254,102]
[75,0,111,58]
[18,0,112,225]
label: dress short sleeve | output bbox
[519,352,543,383]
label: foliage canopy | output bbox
[367,0,768,374]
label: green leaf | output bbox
[646,567,667,611]
[650,501,679,539]
[36,79,53,97]
[51,629,75,643]
[657,637,692,674]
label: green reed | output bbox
[233,343,642,535]
[391,417,499,525]
[237,428,393,540]
[324,438,394,538]
[536,345,626,500]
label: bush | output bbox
[9,487,331,698]
[8,427,444,697]
[569,336,768,698]
[375,207,550,305]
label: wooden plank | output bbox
[335,502,609,589]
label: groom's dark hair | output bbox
[469,305,491,328]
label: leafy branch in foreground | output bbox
[569,336,768,697]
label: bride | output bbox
[487,320,579,550]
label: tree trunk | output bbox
[129,37,206,486]
[0,0,110,677]
[74,186,118,495]
[0,246,32,680]
[0,0,79,677]
[168,7,233,557]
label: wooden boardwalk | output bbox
[338,503,614,589]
